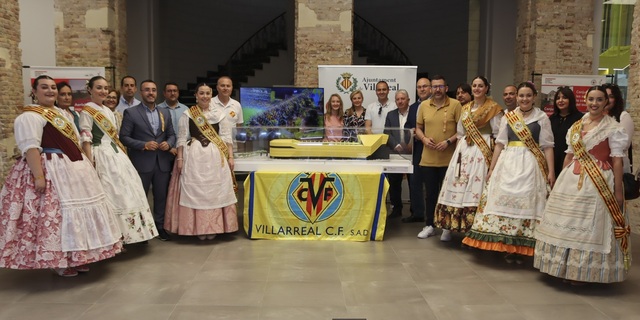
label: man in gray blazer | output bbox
[120,79,176,241]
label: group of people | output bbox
[0,75,242,277]
[411,76,632,284]
[327,75,633,284]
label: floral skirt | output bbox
[0,156,122,269]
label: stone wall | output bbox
[54,0,127,85]
[294,0,353,87]
[0,0,23,179]
[626,2,640,234]
[516,0,640,233]
[515,0,595,85]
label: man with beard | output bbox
[120,80,176,241]
[414,75,462,238]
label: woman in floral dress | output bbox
[0,75,122,277]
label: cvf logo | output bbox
[287,173,344,224]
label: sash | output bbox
[82,105,127,154]
[461,104,493,167]
[189,106,237,192]
[505,111,549,181]
[23,106,83,153]
[569,120,630,270]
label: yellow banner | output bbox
[244,172,389,241]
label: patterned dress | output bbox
[164,107,238,236]
[434,100,502,232]
[0,106,122,269]
[462,108,553,256]
[534,114,630,283]
[343,107,366,142]
[79,102,158,244]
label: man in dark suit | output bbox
[383,89,411,218]
[120,79,176,241]
[403,77,431,223]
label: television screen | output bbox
[239,87,324,141]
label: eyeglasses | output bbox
[431,85,446,90]
[378,106,383,115]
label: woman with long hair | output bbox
[343,90,366,142]
[79,76,158,245]
[549,86,583,179]
[0,75,122,277]
[462,82,555,264]
[434,76,503,241]
[324,93,345,142]
[602,83,634,174]
[534,86,630,284]
[164,83,238,240]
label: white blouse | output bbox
[495,107,554,149]
[14,106,81,156]
[177,107,232,148]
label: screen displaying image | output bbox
[239,87,324,141]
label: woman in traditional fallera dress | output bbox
[79,76,158,245]
[534,86,631,284]
[164,83,238,240]
[434,76,503,241]
[462,82,555,264]
[0,76,122,277]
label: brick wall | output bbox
[294,0,353,87]
[0,0,23,180]
[54,0,127,85]
[626,2,640,234]
[517,0,640,233]
[515,0,595,85]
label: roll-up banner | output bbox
[23,66,105,108]
[318,65,418,110]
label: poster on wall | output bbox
[23,66,105,109]
[541,74,607,116]
[318,65,417,110]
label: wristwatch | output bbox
[446,139,451,146]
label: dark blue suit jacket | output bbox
[384,109,410,154]
[406,100,424,165]
[120,104,176,173]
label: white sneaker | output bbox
[440,229,452,242]
[417,225,435,239]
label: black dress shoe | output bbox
[401,216,424,223]
[157,229,172,241]
[387,208,403,218]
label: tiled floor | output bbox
[1,192,639,320]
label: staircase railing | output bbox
[224,12,287,76]
[353,13,412,65]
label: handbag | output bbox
[624,147,640,200]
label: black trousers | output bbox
[417,166,447,226]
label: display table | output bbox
[243,171,389,241]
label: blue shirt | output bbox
[144,104,161,133]
[158,101,188,133]
[116,96,140,113]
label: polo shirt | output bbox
[416,96,462,167]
